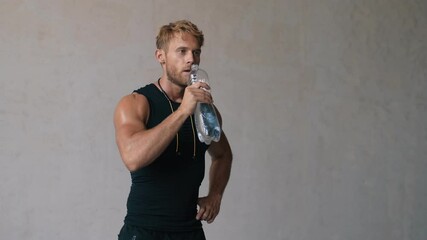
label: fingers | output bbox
[196,198,219,224]
[195,207,205,220]
[185,84,213,104]
[188,83,212,102]
[179,82,213,116]
[190,81,211,91]
[196,206,217,223]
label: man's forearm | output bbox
[208,152,232,198]
[118,108,189,171]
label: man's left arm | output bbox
[196,112,233,223]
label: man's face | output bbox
[164,33,201,87]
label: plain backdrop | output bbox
[1,0,426,239]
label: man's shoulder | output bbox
[118,83,154,106]
[133,83,156,95]
[114,91,149,117]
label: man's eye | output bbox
[179,49,186,55]
[193,50,201,57]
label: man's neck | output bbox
[158,77,185,102]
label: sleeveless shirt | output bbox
[124,83,209,231]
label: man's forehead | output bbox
[169,32,200,48]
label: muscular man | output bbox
[114,20,232,240]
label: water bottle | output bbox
[190,64,221,144]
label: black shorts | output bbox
[118,224,206,240]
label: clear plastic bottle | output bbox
[190,64,221,144]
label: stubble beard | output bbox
[166,66,189,88]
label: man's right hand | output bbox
[179,81,213,116]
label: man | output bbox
[114,20,232,240]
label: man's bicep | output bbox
[114,94,149,144]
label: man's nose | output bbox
[186,52,196,64]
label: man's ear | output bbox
[155,49,165,64]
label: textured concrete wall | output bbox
[1,0,426,240]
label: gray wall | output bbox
[1,0,426,239]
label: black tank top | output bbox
[124,83,209,231]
